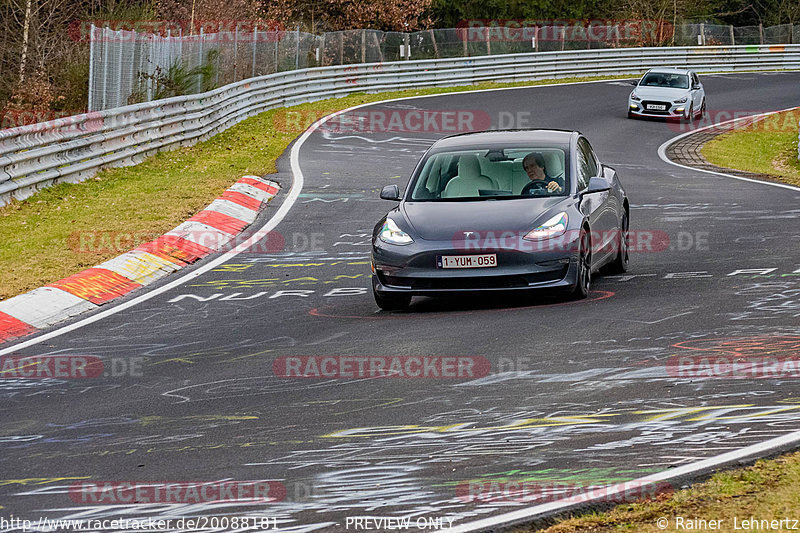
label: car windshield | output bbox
[640,72,690,89]
[409,146,569,201]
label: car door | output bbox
[577,137,617,265]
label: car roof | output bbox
[646,67,692,75]
[432,129,577,149]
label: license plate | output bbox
[438,254,497,269]
[646,104,666,111]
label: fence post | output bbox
[319,33,326,66]
[88,24,95,111]
[295,25,300,69]
[403,33,409,59]
[462,29,468,56]
[361,29,366,62]
[252,25,257,78]
[486,26,491,55]
[233,23,239,81]
[198,27,204,91]
[729,25,735,45]
[759,23,764,44]
[430,29,439,58]
[340,32,345,64]
[216,22,221,85]
[102,27,110,109]
[373,32,384,62]
[274,30,279,72]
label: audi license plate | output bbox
[646,104,667,111]
[438,254,497,269]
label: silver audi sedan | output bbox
[628,67,706,122]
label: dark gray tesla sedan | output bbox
[371,130,629,310]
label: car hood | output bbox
[632,86,690,100]
[400,198,569,241]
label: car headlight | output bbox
[630,93,641,101]
[523,212,568,241]
[379,218,414,245]
[674,97,688,103]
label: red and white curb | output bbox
[0,175,279,344]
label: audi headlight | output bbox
[674,97,688,103]
[379,218,414,245]
[630,92,641,101]
[523,212,568,241]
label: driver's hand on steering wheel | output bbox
[546,181,562,192]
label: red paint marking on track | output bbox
[0,312,37,342]
[136,236,211,264]
[220,190,261,210]
[239,177,279,195]
[309,290,615,319]
[48,268,142,304]
[189,209,249,234]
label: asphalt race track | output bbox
[1,72,800,532]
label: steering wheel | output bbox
[524,180,549,194]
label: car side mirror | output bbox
[692,84,700,90]
[581,176,611,197]
[380,184,401,201]
[627,78,639,86]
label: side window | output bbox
[576,141,592,191]
[577,138,598,191]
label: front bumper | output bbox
[629,100,687,119]
[372,236,580,296]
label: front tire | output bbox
[570,230,592,299]
[606,212,629,274]
[373,287,411,311]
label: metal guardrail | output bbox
[2,45,799,205]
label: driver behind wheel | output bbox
[521,152,564,195]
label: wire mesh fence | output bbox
[89,22,800,111]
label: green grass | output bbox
[0,74,616,301]
[521,451,800,532]
[701,108,800,187]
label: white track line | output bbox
[657,105,800,192]
[445,429,800,532]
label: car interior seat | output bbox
[442,155,496,198]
